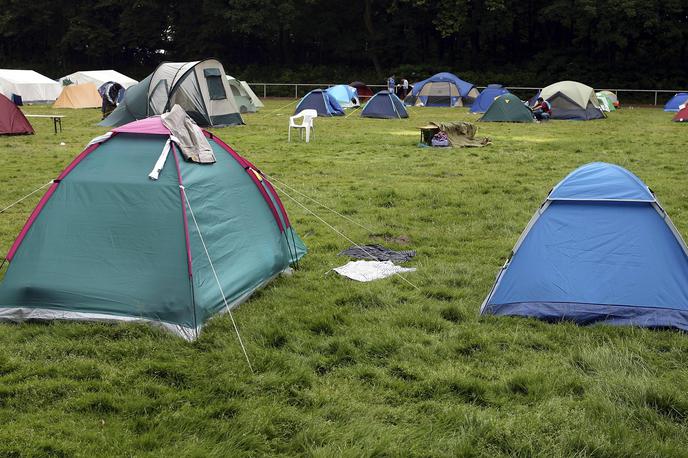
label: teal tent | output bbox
[0,116,305,340]
[479,93,534,123]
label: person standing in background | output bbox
[387,75,395,94]
[401,78,409,98]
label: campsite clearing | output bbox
[1,102,688,456]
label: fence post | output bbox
[654,91,658,106]
[295,84,298,99]
[263,84,266,99]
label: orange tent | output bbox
[53,83,101,109]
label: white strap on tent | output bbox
[148,136,179,180]
[86,131,112,147]
[181,185,254,373]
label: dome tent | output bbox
[664,93,688,112]
[100,59,244,127]
[0,93,34,135]
[0,114,306,340]
[350,81,373,101]
[481,162,688,330]
[360,90,408,119]
[226,75,263,113]
[538,81,604,120]
[470,84,510,113]
[326,85,360,108]
[294,89,344,116]
[53,83,102,109]
[479,93,533,123]
[59,70,137,89]
[405,72,479,107]
[673,106,688,122]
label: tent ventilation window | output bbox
[204,68,226,100]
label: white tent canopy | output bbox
[59,70,138,89]
[0,69,61,103]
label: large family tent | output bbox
[59,70,137,89]
[470,84,510,113]
[673,106,688,122]
[405,72,479,107]
[0,69,61,103]
[479,93,534,123]
[326,85,360,108]
[539,81,604,120]
[226,76,263,113]
[664,93,688,112]
[350,81,373,101]
[53,83,102,108]
[294,89,344,116]
[0,114,306,340]
[0,93,34,135]
[481,162,688,330]
[100,59,243,127]
[360,90,408,118]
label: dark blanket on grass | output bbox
[339,244,416,263]
[429,121,491,147]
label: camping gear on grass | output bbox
[479,93,534,123]
[326,85,360,108]
[595,92,615,112]
[664,93,688,112]
[59,70,137,89]
[537,81,605,120]
[0,69,61,103]
[226,76,263,113]
[339,244,416,263]
[0,113,306,340]
[360,91,408,118]
[350,81,373,101]
[53,83,102,109]
[0,93,33,135]
[294,89,344,117]
[419,121,490,147]
[405,72,479,107]
[470,84,510,113]
[599,90,619,108]
[333,260,416,282]
[100,59,244,127]
[481,162,688,331]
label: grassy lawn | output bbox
[1,101,687,456]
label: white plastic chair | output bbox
[288,109,317,143]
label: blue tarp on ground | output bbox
[664,92,688,112]
[470,84,510,113]
[481,162,688,330]
[361,90,408,118]
[294,89,344,116]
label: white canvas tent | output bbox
[0,69,61,103]
[226,75,263,112]
[59,70,138,89]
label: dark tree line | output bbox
[1,0,686,88]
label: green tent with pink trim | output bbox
[0,116,306,340]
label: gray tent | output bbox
[537,81,605,120]
[226,76,263,113]
[100,59,243,127]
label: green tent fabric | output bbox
[479,93,534,122]
[596,92,616,112]
[0,116,305,340]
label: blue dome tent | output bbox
[664,92,688,112]
[481,162,688,330]
[405,72,479,107]
[361,91,408,119]
[294,89,344,116]
[470,84,510,113]
[326,85,359,108]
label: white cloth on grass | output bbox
[333,260,416,282]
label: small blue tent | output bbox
[664,93,688,112]
[294,89,344,116]
[326,85,359,108]
[361,91,408,119]
[481,162,688,330]
[470,84,510,113]
[406,72,479,107]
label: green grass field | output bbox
[1,101,688,456]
